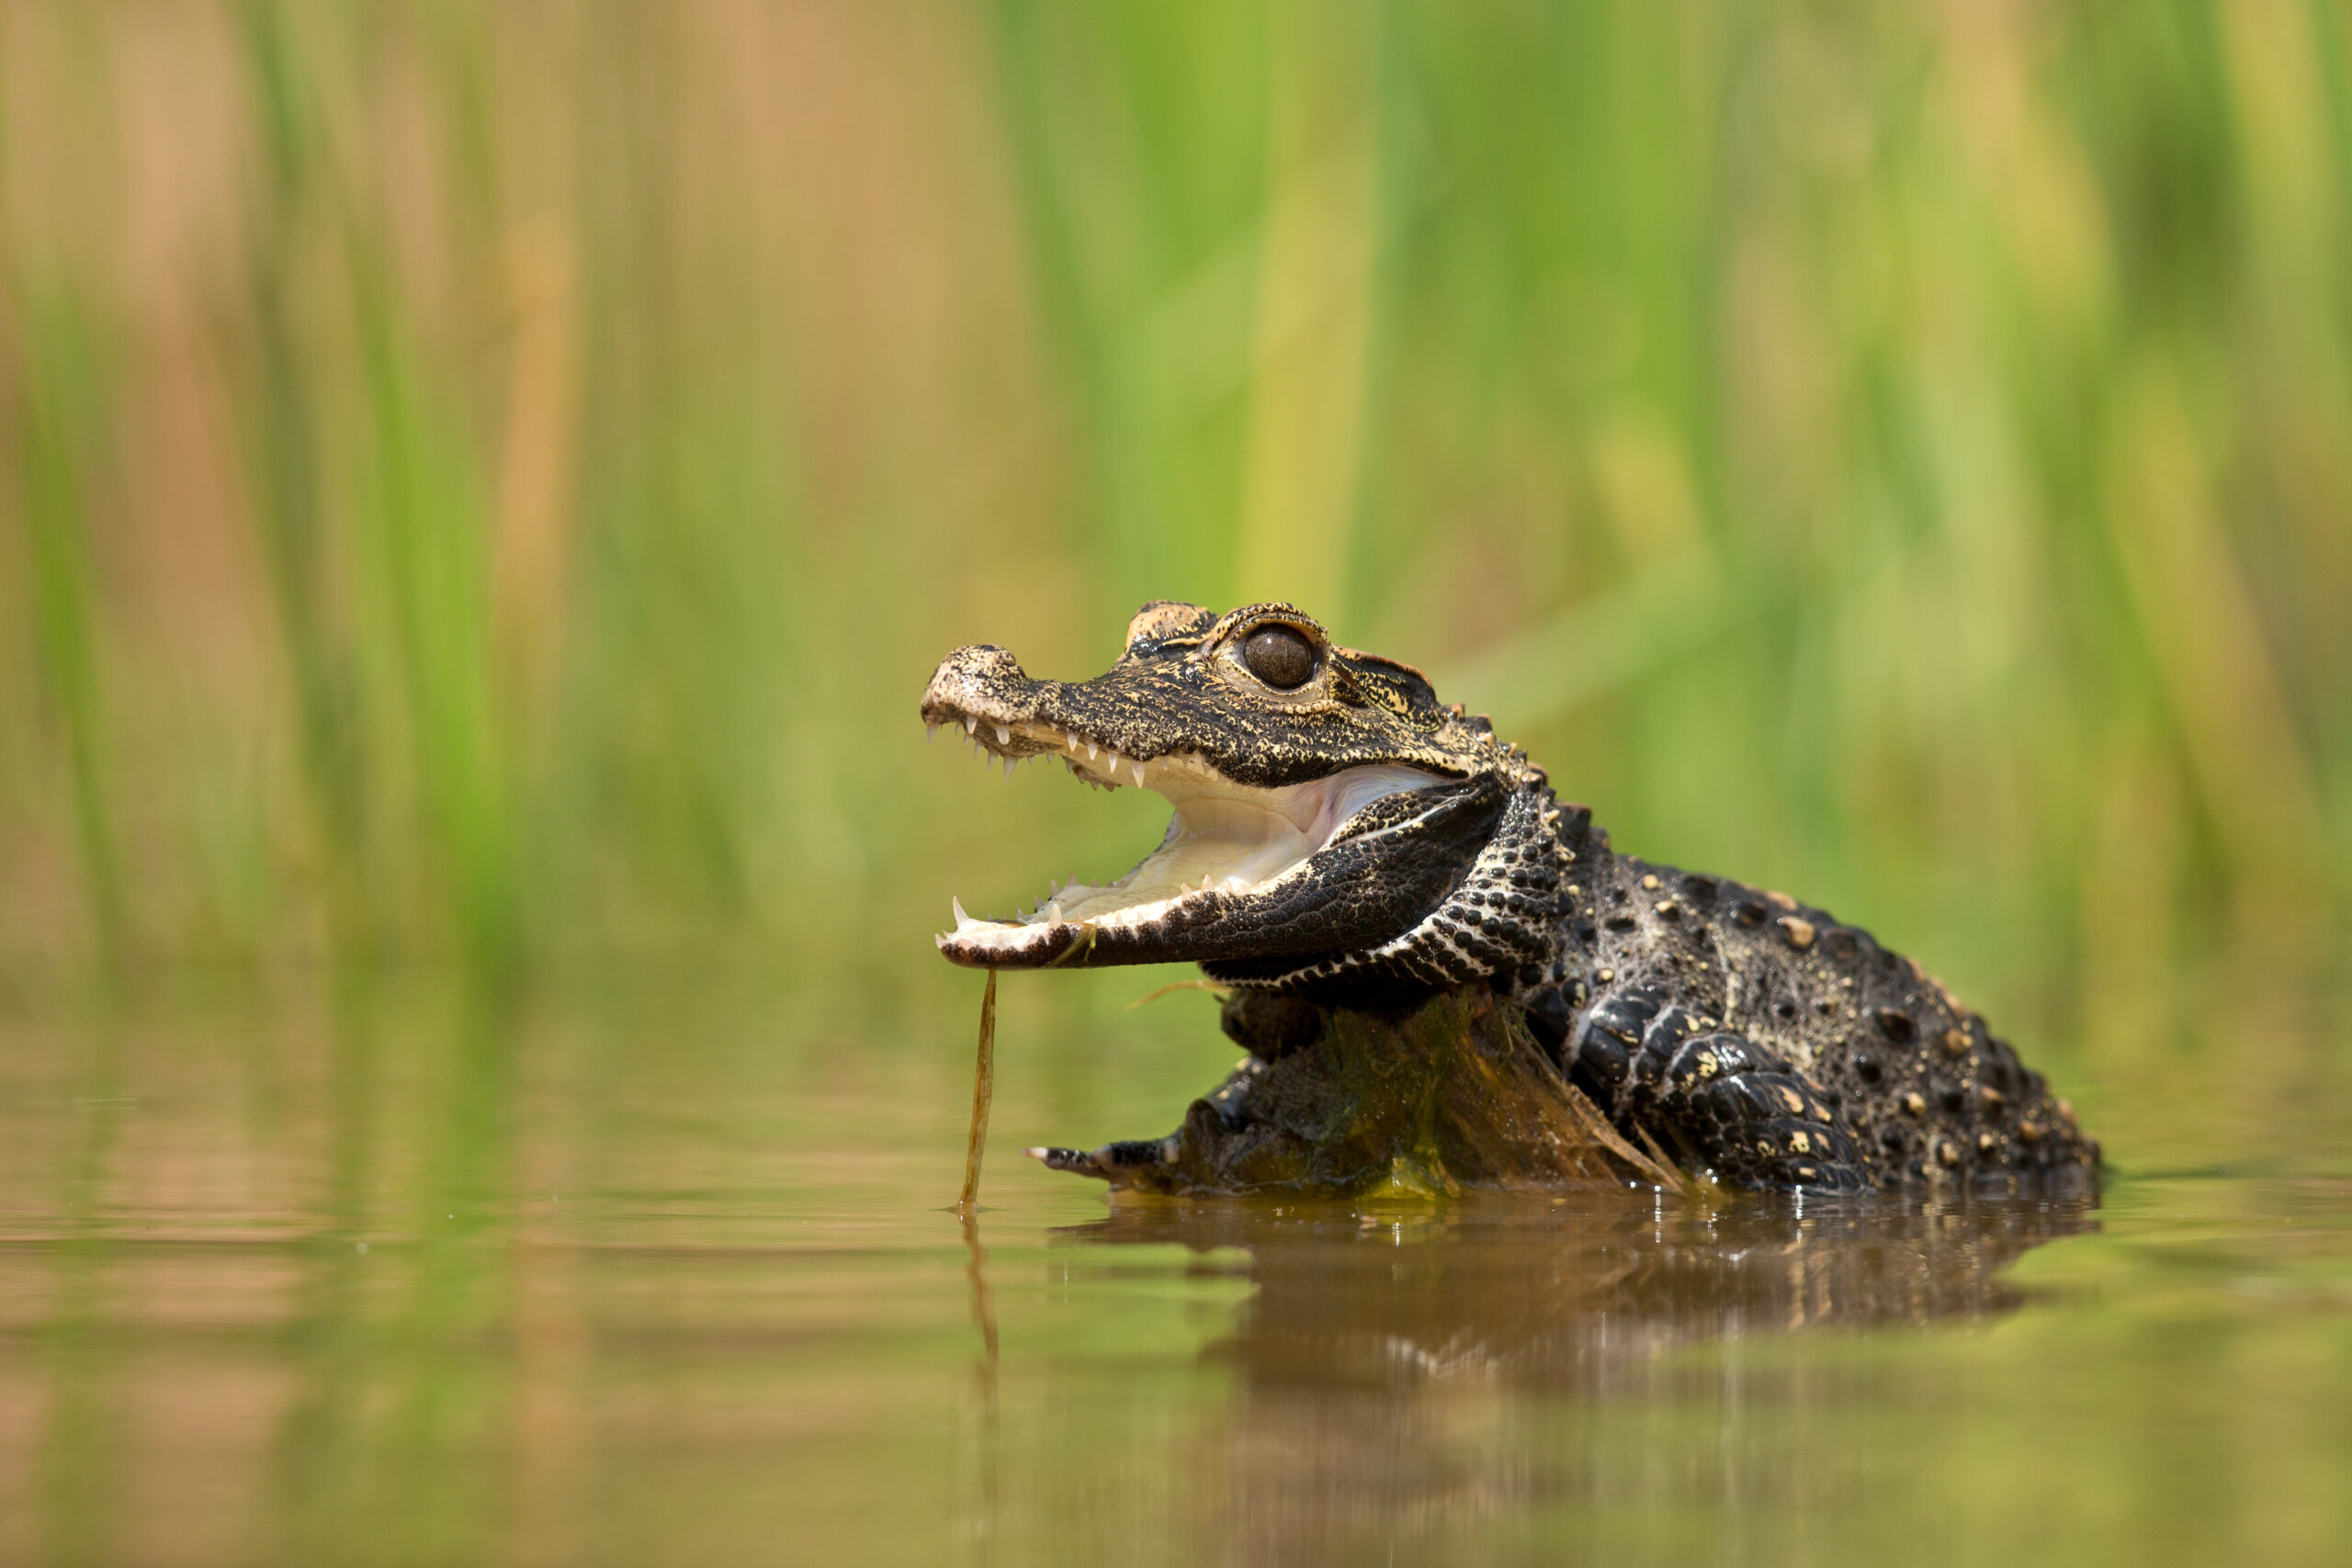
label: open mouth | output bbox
[925,708,1446,965]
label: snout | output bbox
[919,645,1042,731]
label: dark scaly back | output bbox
[1536,840,2100,1187]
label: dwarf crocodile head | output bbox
[919,601,1579,995]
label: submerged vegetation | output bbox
[0,4,2346,1092]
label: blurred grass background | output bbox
[2,0,2348,1100]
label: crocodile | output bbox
[919,600,2099,1194]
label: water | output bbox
[3,978,2348,1566]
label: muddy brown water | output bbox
[2,977,2348,1566]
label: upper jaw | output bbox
[919,645,1165,788]
[919,643,1319,795]
[923,702,1180,793]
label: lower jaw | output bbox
[938,763,1448,968]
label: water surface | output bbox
[2,979,2347,1566]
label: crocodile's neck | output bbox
[1200,779,1588,1001]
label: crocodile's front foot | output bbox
[1028,1137,1181,1186]
[1030,1055,1359,1196]
[1028,990,1670,1198]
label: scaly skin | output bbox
[1510,834,2095,1190]
[921,601,2098,1193]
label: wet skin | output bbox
[922,601,2099,1195]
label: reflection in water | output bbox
[1043,1192,2097,1562]
[961,1213,1001,1568]
[1066,1194,2096,1393]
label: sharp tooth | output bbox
[965,717,978,737]
[1046,900,1064,923]
[1086,742,1097,760]
[1066,734,1078,750]
[996,725,1010,745]
[952,896,970,927]
[926,724,937,744]
[1133,759,1147,785]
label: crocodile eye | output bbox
[1242,626,1316,689]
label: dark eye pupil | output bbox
[1243,627,1315,689]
